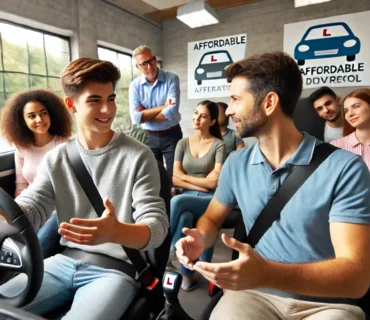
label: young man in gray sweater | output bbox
[0,58,168,319]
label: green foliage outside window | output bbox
[0,22,70,110]
[98,46,136,132]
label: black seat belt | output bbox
[66,139,156,288]
[241,143,337,251]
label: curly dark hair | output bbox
[0,89,72,149]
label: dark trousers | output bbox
[146,125,182,184]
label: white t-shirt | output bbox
[324,123,343,142]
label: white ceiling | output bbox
[141,0,192,10]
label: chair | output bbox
[128,124,147,144]
[123,160,171,319]
[202,217,370,319]
[0,152,15,197]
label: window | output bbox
[98,46,162,132]
[306,25,349,40]
[98,46,138,132]
[0,20,71,152]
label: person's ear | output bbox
[65,97,76,113]
[264,92,279,116]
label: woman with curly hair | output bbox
[0,88,72,258]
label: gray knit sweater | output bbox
[16,133,168,262]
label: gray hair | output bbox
[132,45,153,60]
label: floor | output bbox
[170,228,234,320]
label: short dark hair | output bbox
[226,52,302,118]
[308,86,337,104]
[198,100,222,140]
[216,102,228,111]
[61,58,121,98]
[217,102,229,125]
[0,89,72,149]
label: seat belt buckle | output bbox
[146,277,160,291]
[135,263,159,291]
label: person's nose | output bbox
[147,63,154,71]
[347,107,355,117]
[225,105,234,116]
[100,102,110,113]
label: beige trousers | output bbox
[210,290,365,320]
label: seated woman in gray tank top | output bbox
[169,100,226,291]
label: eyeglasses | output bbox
[138,57,156,69]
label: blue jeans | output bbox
[0,254,139,320]
[37,211,61,259]
[170,190,214,275]
[146,125,182,184]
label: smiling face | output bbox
[192,104,215,131]
[69,81,116,138]
[313,94,342,123]
[226,76,268,138]
[135,50,158,84]
[23,101,51,137]
[344,97,370,129]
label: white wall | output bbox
[162,0,370,137]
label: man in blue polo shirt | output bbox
[175,52,370,319]
[129,45,182,181]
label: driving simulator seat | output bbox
[41,160,172,320]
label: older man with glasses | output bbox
[129,45,182,183]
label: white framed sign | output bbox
[163,273,176,289]
[284,11,370,89]
[187,34,247,99]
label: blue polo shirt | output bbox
[129,69,181,131]
[215,133,370,302]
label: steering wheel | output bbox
[0,188,43,307]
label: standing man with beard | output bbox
[175,52,370,320]
[129,45,182,182]
[309,87,344,142]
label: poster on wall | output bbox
[284,11,370,89]
[187,34,247,99]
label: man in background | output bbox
[217,102,245,157]
[129,45,182,181]
[308,86,343,142]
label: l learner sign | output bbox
[188,34,247,99]
[284,11,370,89]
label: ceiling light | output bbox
[294,0,332,7]
[177,0,219,28]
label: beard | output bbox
[234,105,268,138]
[326,112,341,123]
